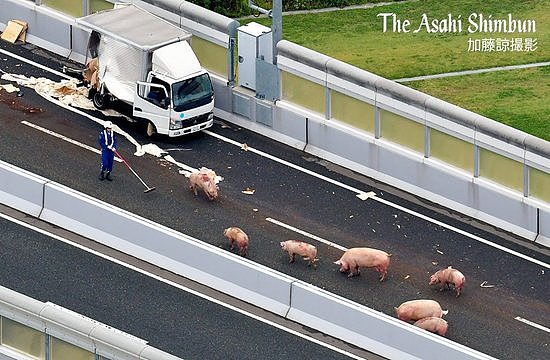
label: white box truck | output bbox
[77,4,214,137]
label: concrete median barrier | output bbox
[0,160,48,217]
[286,282,496,360]
[39,181,293,316]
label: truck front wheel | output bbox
[146,121,157,137]
[93,92,108,110]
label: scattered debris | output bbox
[242,187,255,195]
[396,224,401,229]
[1,20,28,44]
[0,83,19,93]
[436,249,444,255]
[356,191,376,200]
[404,275,410,280]
[252,208,258,212]
[432,261,439,266]
[241,143,249,151]
[480,281,495,288]
[140,143,167,158]
[82,58,99,88]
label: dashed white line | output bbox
[205,130,550,270]
[0,212,368,360]
[21,120,122,162]
[3,46,547,270]
[514,317,550,334]
[266,217,348,252]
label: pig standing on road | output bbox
[189,167,218,200]
[334,247,392,281]
[395,299,448,322]
[413,317,449,336]
[429,266,466,297]
[224,227,249,257]
[280,240,318,267]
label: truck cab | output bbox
[78,4,214,137]
[133,41,214,137]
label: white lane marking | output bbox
[21,120,122,162]
[204,130,372,200]
[0,48,72,80]
[266,217,348,252]
[373,195,550,270]
[205,130,550,270]
[3,47,547,269]
[514,317,550,334]
[0,212,368,360]
[1,47,207,184]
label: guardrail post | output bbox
[374,106,381,139]
[83,0,89,16]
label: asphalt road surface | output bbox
[0,208,376,360]
[0,41,549,360]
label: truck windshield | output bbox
[172,73,213,112]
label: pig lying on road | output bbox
[224,227,249,257]
[429,266,466,297]
[413,316,449,336]
[280,240,318,267]
[334,247,392,281]
[395,299,448,322]
[189,167,218,200]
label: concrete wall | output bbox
[3,0,546,246]
[0,160,497,360]
[0,285,182,360]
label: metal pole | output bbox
[272,0,282,65]
[83,0,89,16]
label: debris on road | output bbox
[0,83,19,93]
[241,143,249,151]
[242,187,255,195]
[436,249,444,255]
[1,20,28,44]
[480,281,495,288]
[356,191,376,200]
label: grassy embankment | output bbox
[246,0,550,140]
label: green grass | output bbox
[408,66,550,140]
[244,0,550,140]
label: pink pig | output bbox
[413,317,449,336]
[224,227,249,257]
[189,167,218,200]
[280,240,318,267]
[429,266,466,297]
[334,247,392,281]
[395,299,449,322]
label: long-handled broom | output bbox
[114,149,156,193]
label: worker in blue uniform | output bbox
[98,121,118,181]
